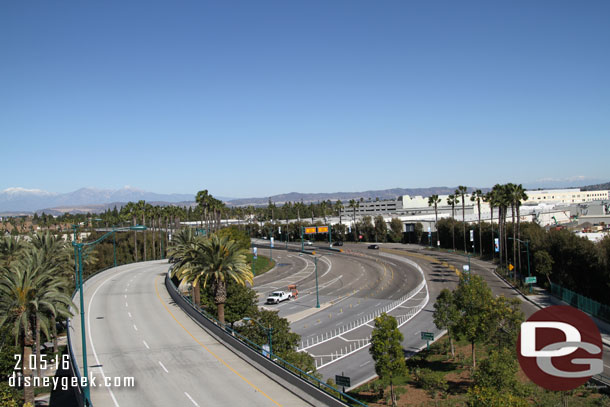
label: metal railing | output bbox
[166,270,368,407]
[550,283,610,323]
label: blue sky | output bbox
[2,1,608,198]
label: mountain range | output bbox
[0,187,194,214]
[1,181,607,215]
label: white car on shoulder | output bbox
[266,291,292,304]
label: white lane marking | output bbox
[158,361,168,373]
[125,302,128,307]
[143,340,150,349]
[87,272,137,406]
[184,392,200,407]
[124,295,127,299]
[133,324,138,331]
[359,360,371,367]
[128,312,132,318]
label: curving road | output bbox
[70,261,312,407]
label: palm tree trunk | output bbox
[133,215,138,262]
[35,316,41,377]
[517,204,522,273]
[215,280,227,324]
[23,328,35,404]
[511,204,516,278]
[462,199,466,253]
[478,201,482,257]
[143,213,147,261]
[152,216,156,261]
[52,314,58,355]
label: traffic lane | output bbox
[253,248,308,289]
[395,247,610,379]
[73,261,312,407]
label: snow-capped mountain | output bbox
[0,186,194,212]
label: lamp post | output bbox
[72,224,146,405]
[243,317,273,356]
[508,237,531,292]
[311,253,321,308]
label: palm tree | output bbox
[447,194,459,251]
[171,235,253,324]
[427,195,441,247]
[0,248,73,403]
[0,235,25,268]
[456,186,468,253]
[505,183,518,276]
[470,190,483,256]
[335,200,344,225]
[483,191,496,258]
[122,202,138,262]
[513,185,528,273]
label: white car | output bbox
[266,291,292,304]
[304,240,313,246]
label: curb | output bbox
[491,268,610,349]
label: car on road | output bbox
[304,240,313,246]
[333,241,344,246]
[266,291,292,304]
[368,244,379,250]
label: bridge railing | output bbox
[165,269,368,407]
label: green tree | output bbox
[200,279,258,329]
[238,309,299,357]
[369,313,407,407]
[433,288,459,357]
[472,348,519,391]
[389,218,403,243]
[453,275,494,368]
[533,249,554,286]
[216,226,251,251]
[171,234,253,324]
[374,216,387,242]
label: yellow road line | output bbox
[381,248,462,277]
[154,277,282,407]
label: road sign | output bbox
[470,230,474,242]
[463,265,470,272]
[304,227,316,234]
[525,276,537,284]
[508,263,514,271]
[335,375,350,387]
[253,247,257,259]
[421,332,434,341]
[318,226,329,233]
[270,237,274,248]
[262,344,270,358]
[494,238,499,252]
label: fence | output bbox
[550,282,610,323]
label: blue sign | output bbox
[494,238,500,253]
[253,247,258,259]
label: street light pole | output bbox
[72,225,146,406]
[314,256,320,308]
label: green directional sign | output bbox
[335,375,350,387]
[421,331,434,341]
[525,276,537,284]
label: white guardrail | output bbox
[298,255,430,358]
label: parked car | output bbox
[368,244,379,250]
[333,241,344,246]
[266,291,292,304]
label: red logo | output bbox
[517,306,603,391]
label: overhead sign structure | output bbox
[304,227,317,234]
[317,226,329,233]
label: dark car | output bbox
[334,241,344,246]
[368,244,379,250]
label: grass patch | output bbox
[247,254,275,276]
